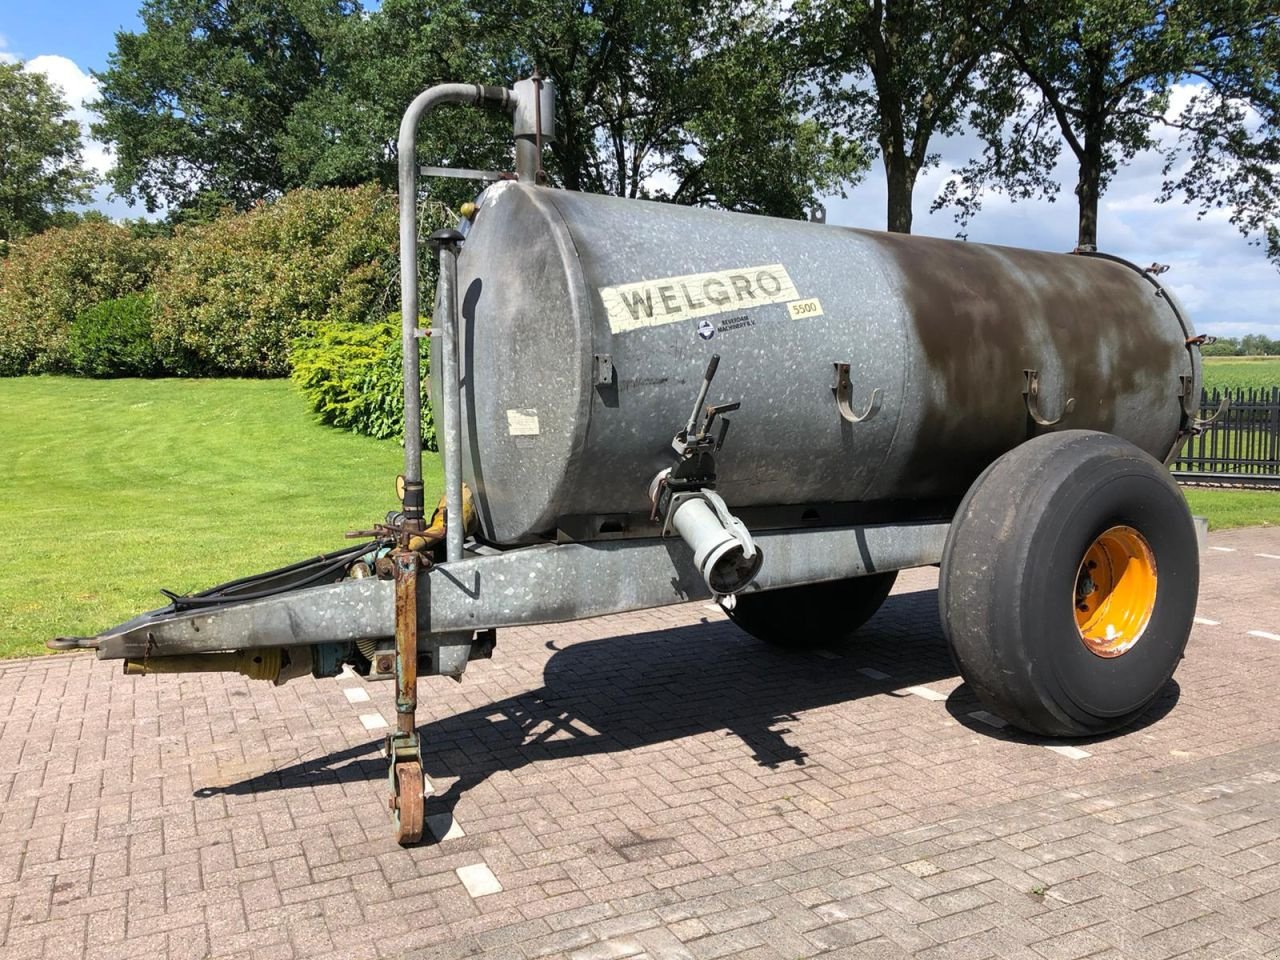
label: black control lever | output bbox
[682,354,721,439]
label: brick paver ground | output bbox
[2,525,1279,960]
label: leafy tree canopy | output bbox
[938,0,1280,263]
[0,61,95,243]
[790,0,1023,233]
[92,0,866,219]
[92,0,357,213]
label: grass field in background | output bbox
[0,377,428,659]
[1202,356,1280,393]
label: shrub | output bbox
[151,185,399,376]
[66,293,161,377]
[0,223,162,375]
[291,317,436,449]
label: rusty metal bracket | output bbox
[832,362,882,424]
[388,549,424,844]
[1023,369,1076,427]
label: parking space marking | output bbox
[1256,553,1280,560]
[359,712,388,731]
[900,685,948,702]
[858,667,891,680]
[1194,617,1221,626]
[969,710,1007,729]
[814,649,841,660]
[1209,546,1236,552]
[343,687,371,703]
[1248,630,1280,642]
[456,863,502,897]
[1046,745,1091,760]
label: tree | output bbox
[94,0,863,220]
[0,62,95,243]
[487,0,865,217]
[790,0,1022,233]
[276,0,516,197]
[940,0,1280,262]
[92,0,357,213]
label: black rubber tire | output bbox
[940,430,1198,738]
[724,572,898,648]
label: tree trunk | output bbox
[1075,140,1101,251]
[885,153,914,233]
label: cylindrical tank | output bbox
[443,182,1197,545]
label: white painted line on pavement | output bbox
[1194,617,1221,626]
[1209,546,1236,553]
[1256,553,1280,560]
[343,687,371,703]
[456,863,502,897]
[1248,630,1280,642]
[858,667,891,680]
[969,710,1007,729]
[814,649,842,660]
[900,685,948,702]
[427,812,466,841]
[359,713,388,731]
[1046,745,1092,760]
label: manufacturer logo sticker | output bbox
[600,264,800,334]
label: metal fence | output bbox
[1171,386,1280,487]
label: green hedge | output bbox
[66,294,162,377]
[151,185,399,376]
[290,318,437,449]
[0,223,161,375]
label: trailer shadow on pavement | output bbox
[205,586,1177,813]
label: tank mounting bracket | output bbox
[1023,369,1076,427]
[1179,374,1229,433]
[832,362,882,423]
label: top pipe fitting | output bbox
[512,75,557,143]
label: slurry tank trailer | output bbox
[58,76,1212,844]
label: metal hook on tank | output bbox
[832,362,882,423]
[1023,369,1076,427]
[1179,374,1229,431]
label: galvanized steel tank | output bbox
[445,181,1198,545]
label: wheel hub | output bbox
[1074,525,1157,658]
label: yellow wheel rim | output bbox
[1074,525,1157,658]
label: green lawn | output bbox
[1183,487,1280,530]
[0,377,436,659]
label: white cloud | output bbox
[25,54,113,177]
[825,81,1280,339]
[0,32,16,65]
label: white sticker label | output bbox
[506,408,540,436]
[600,264,800,333]
[787,298,823,319]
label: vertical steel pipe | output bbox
[433,234,466,563]
[397,83,513,529]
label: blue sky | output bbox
[2,2,1278,338]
